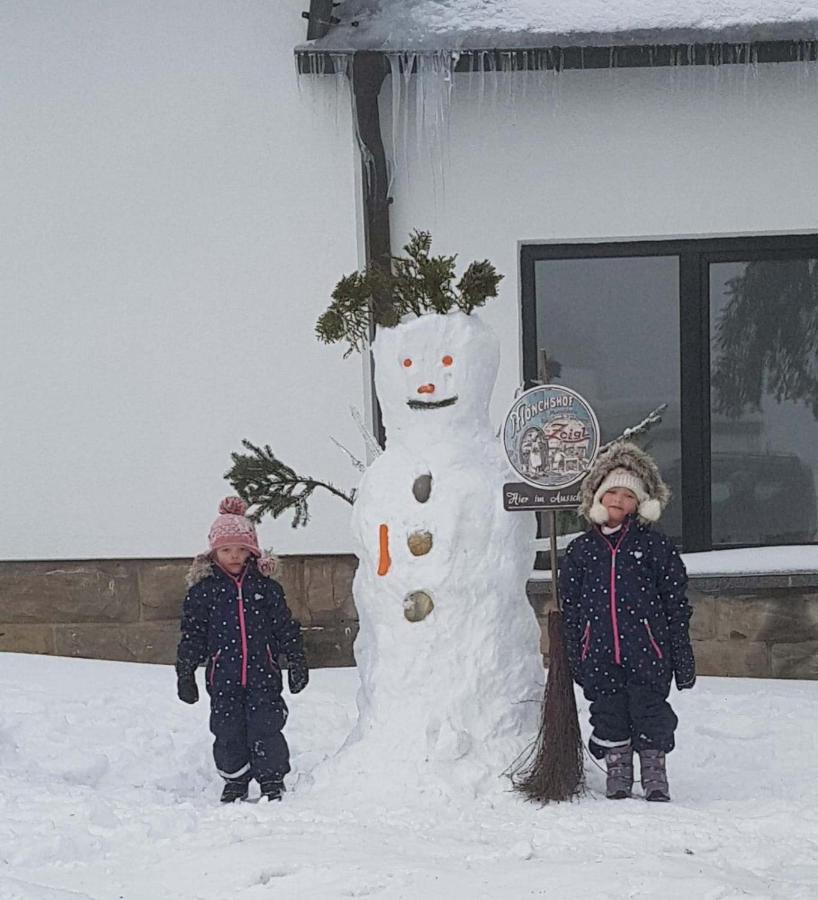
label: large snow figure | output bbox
[345,310,543,785]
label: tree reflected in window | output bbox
[712,260,818,418]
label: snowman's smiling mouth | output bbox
[407,396,459,410]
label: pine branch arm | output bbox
[226,440,354,529]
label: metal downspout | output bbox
[349,51,390,448]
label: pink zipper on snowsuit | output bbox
[209,649,221,686]
[580,621,591,661]
[217,565,249,688]
[236,579,248,687]
[643,619,664,659]
[601,523,630,665]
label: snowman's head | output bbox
[373,311,499,440]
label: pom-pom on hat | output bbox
[208,496,261,556]
[580,442,670,526]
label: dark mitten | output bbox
[287,656,309,694]
[675,672,696,691]
[177,671,199,704]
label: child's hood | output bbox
[579,441,671,525]
[185,550,279,588]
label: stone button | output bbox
[412,474,432,503]
[407,531,433,556]
[404,590,434,622]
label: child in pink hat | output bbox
[175,497,308,803]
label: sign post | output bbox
[502,383,600,803]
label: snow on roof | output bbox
[300,0,818,53]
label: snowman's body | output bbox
[343,312,543,782]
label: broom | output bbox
[511,511,584,803]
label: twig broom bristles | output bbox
[511,509,584,803]
[512,608,584,803]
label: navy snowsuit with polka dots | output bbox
[559,516,696,758]
[176,558,304,782]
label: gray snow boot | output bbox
[639,749,670,802]
[220,774,251,803]
[259,777,285,802]
[604,745,634,799]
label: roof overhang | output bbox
[295,13,818,75]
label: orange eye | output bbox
[442,355,453,367]
[402,358,413,368]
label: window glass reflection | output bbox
[534,257,681,544]
[710,260,818,546]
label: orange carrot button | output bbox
[377,523,391,576]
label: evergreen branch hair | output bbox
[456,259,503,313]
[315,272,373,359]
[226,439,355,529]
[316,230,503,356]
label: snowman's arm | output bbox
[377,523,391,576]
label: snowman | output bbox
[340,309,544,786]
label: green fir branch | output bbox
[226,440,354,529]
[316,230,505,355]
[456,259,503,313]
[315,272,373,358]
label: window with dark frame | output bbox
[521,236,818,553]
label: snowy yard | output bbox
[1,653,817,900]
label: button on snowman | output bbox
[347,310,544,777]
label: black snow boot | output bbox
[220,775,251,804]
[639,749,670,802]
[259,777,285,802]
[604,745,634,799]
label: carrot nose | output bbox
[417,383,435,394]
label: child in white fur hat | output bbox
[559,442,696,802]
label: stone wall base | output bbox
[1,559,816,679]
[528,572,818,679]
[0,556,359,669]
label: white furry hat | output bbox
[580,442,670,525]
[588,467,661,524]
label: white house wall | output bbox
[1,2,363,560]
[382,61,818,429]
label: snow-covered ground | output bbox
[1,653,816,900]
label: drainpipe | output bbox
[350,52,390,448]
[303,0,338,40]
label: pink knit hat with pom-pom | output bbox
[208,496,261,556]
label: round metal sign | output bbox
[503,385,600,490]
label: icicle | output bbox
[296,51,351,133]
[476,50,487,115]
[387,50,457,207]
[796,43,816,92]
[350,71,376,199]
[499,50,514,111]
[387,53,402,195]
